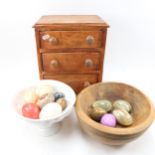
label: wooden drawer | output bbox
[34,15,109,93]
[43,74,98,93]
[42,52,100,73]
[40,31,104,49]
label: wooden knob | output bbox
[49,36,58,45]
[50,60,59,67]
[84,81,91,87]
[85,59,93,67]
[86,35,95,45]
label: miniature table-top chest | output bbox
[33,15,109,93]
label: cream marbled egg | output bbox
[56,98,67,110]
[113,109,133,126]
[36,93,54,108]
[35,84,54,98]
[23,90,38,104]
[113,99,132,112]
[35,84,55,108]
[92,99,112,112]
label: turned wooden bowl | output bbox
[76,82,155,145]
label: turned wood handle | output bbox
[85,59,93,67]
[86,35,95,45]
[50,60,59,67]
[49,36,58,45]
[84,81,91,87]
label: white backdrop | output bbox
[0,0,155,155]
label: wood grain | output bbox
[34,15,109,25]
[40,31,104,49]
[33,15,109,31]
[33,15,108,93]
[42,52,100,73]
[43,74,98,93]
[35,29,43,79]
[40,48,102,53]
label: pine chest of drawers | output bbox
[33,15,109,93]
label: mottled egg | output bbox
[92,99,112,112]
[89,106,106,121]
[36,93,54,109]
[113,99,132,112]
[23,90,38,104]
[113,109,133,126]
[56,98,67,110]
[35,83,55,108]
[39,102,62,120]
[54,92,65,101]
[100,114,117,127]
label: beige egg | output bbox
[113,109,133,126]
[89,106,106,121]
[113,99,132,112]
[23,90,38,104]
[35,84,54,99]
[56,98,67,110]
[36,93,54,109]
[92,99,112,112]
[35,84,55,108]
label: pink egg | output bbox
[22,103,40,119]
[100,114,116,127]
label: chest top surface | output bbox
[34,15,109,27]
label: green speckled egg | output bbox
[113,99,132,112]
[112,109,133,126]
[89,107,106,121]
[92,99,112,112]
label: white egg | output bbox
[39,103,62,120]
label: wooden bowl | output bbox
[76,82,155,145]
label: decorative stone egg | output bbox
[39,102,62,120]
[22,103,40,119]
[89,106,106,121]
[92,99,112,112]
[112,109,133,126]
[56,98,67,110]
[35,84,55,108]
[54,92,65,101]
[113,99,132,112]
[35,84,54,98]
[36,93,54,109]
[23,90,38,104]
[100,114,117,127]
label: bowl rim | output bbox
[13,79,76,123]
[76,81,155,135]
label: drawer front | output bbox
[43,74,98,93]
[40,31,104,49]
[42,52,100,73]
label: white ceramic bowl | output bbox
[13,80,76,136]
